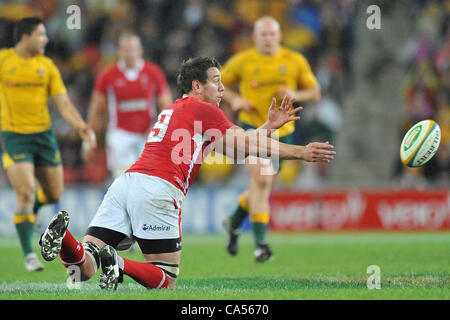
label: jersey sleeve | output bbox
[221,53,243,87]
[192,101,234,136]
[48,60,67,97]
[0,49,11,80]
[94,70,108,95]
[296,54,318,89]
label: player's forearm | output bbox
[222,128,304,160]
[87,103,103,132]
[295,85,321,102]
[256,121,275,137]
[221,128,334,163]
[63,106,87,131]
[54,94,87,131]
[245,133,304,160]
[53,93,97,148]
[245,135,336,163]
[87,92,106,132]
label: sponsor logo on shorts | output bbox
[142,224,171,232]
[13,153,26,160]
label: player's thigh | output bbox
[142,250,181,262]
[35,165,64,202]
[127,173,183,240]
[87,174,132,239]
[246,157,277,188]
[32,130,64,200]
[6,162,36,206]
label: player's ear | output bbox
[191,80,201,93]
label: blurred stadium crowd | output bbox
[394,0,449,188]
[0,0,448,188]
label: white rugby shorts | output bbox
[88,172,185,240]
[106,128,147,177]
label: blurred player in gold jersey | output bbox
[222,16,321,262]
[0,17,96,271]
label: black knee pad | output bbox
[83,241,101,272]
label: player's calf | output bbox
[98,245,178,290]
[39,211,101,281]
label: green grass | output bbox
[0,232,449,299]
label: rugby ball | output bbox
[400,120,441,167]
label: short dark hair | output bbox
[14,17,43,43]
[176,57,221,94]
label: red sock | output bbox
[122,258,169,289]
[59,229,85,267]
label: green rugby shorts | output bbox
[1,130,61,169]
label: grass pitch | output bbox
[0,232,448,300]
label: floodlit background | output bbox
[0,0,448,234]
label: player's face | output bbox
[27,24,48,55]
[200,67,224,107]
[118,37,143,67]
[253,20,281,56]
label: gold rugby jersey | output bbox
[221,47,318,137]
[0,48,67,133]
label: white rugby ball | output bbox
[400,120,441,167]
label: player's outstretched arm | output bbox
[295,141,335,163]
[257,96,303,136]
[52,93,97,149]
[220,127,335,163]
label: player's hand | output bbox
[267,96,303,130]
[77,123,97,149]
[78,124,97,164]
[302,141,336,163]
[230,96,254,112]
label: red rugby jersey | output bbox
[94,60,169,134]
[127,97,235,194]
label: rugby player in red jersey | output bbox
[83,33,172,178]
[39,57,335,290]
